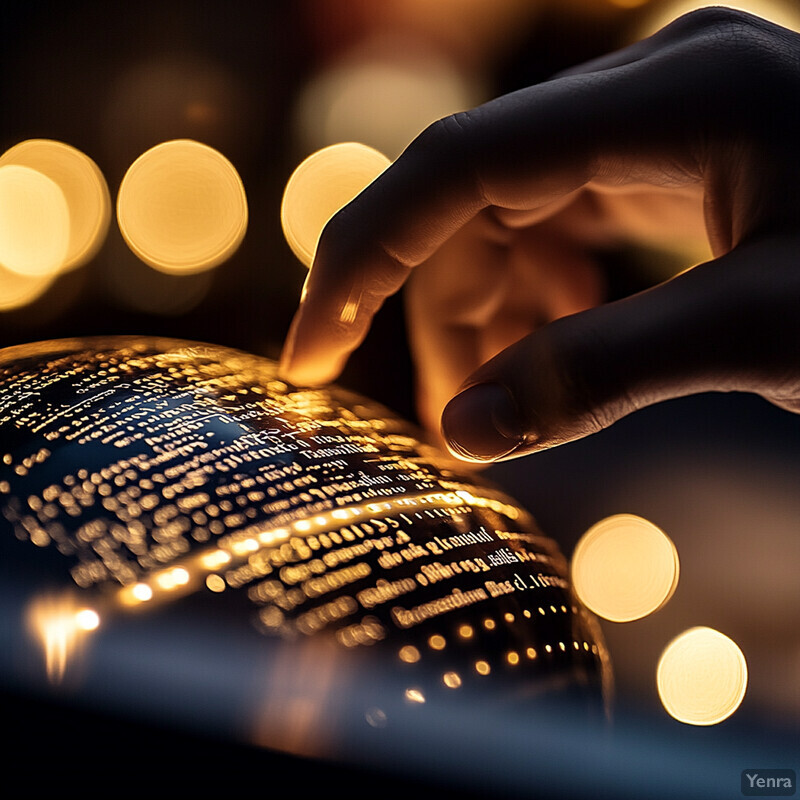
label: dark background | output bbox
[1,1,798,797]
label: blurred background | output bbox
[1,0,798,797]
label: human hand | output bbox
[280,7,800,462]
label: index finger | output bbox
[279,8,789,387]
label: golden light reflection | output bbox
[0,139,111,272]
[201,549,231,570]
[155,566,190,590]
[26,595,100,683]
[0,165,69,277]
[120,582,153,606]
[657,627,748,725]
[117,139,248,274]
[281,142,390,268]
[571,514,679,623]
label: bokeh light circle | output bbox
[281,142,390,268]
[117,139,248,275]
[657,626,748,725]
[0,139,111,271]
[571,513,679,622]
[0,266,57,311]
[0,165,70,278]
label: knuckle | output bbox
[661,7,800,144]
[667,5,754,34]
[407,110,486,191]
[677,6,799,74]
[414,110,480,153]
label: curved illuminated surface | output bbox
[571,514,679,623]
[281,143,391,268]
[0,165,70,277]
[0,336,608,762]
[657,627,748,725]
[0,139,111,272]
[117,140,248,274]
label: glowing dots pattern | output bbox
[117,139,248,274]
[657,627,748,725]
[0,165,70,277]
[571,514,679,623]
[280,142,390,268]
[2,337,606,715]
[0,139,111,272]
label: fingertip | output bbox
[441,382,527,463]
[278,345,343,388]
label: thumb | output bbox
[440,235,800,462]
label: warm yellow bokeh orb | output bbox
[281,142,391,268]
[294,50,477,161]
[0,165,70,278]
[657,626,748,725]
[0,266,56,311]
[571,513,679,623]
[75,608,101,631]
[0,139,111,271]
[117,139,248,275]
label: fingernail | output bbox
[441,383,524,462]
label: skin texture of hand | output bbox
[280,7,800,463]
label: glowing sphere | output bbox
[117,139,248,274]
[0,139,111,271]
[281,143,390,268]
[0,165,70,277]
[571,514,679,623]
[657,627,748,725]
[0,336,607,751]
